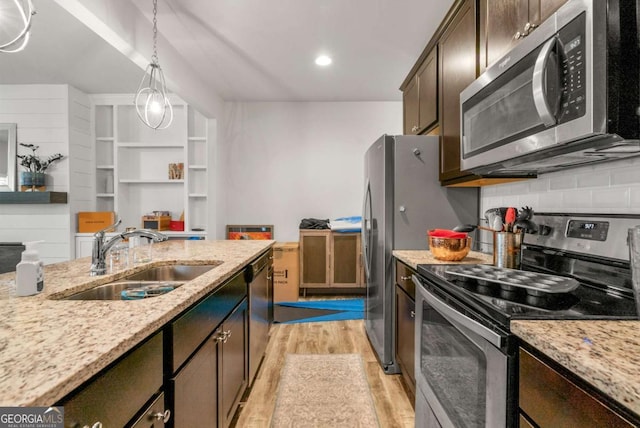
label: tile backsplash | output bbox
[480,156,640,216]
[478,157,640,253]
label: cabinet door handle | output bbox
[410,310,415,318]
[267,275,272,280]
[411,125,419,132]
[514,31,524,40]
[400,275,411,281]
[152,410,171,423]
[80,423,102,428]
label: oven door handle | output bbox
[412,275,504,348]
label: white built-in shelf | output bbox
[118,142,184,148]
[96,137,115,142]
[96,165,115,170]
[188,165,207,170]
[119,179,185,184]
[96,193,115,198]
[188,137,207,142]
[188,193,207,198]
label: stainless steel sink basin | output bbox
[62,264,219,301]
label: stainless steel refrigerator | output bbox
[362,134,478,374]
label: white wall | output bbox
[221,101,402,241]
[0,85,76,264]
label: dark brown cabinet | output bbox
[438,0,478,184]
[172,299,247,428]
[395,260,416,401]
[219,300,249,428]
[479,0,568,70]
[170,270,249,428]
[173,337,218,427]
[403,49,438,135]
[519,347,635,428]
[403,74,419,135]
[60,332,164,428]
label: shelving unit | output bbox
[89,95,209,235]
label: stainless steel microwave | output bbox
[460,0,640,176]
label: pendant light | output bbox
[134,0,173,129]
[0,0,36,53]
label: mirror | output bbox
[0,123,17,192]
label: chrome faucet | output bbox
[90,219,168,276]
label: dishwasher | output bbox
[245,249,273,385]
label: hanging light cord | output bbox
[0,0,36,53]
[151,0,159,65]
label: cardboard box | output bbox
[77,211,116,233]
[273,242,300,302]
[142,215,171,231]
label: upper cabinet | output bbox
[479,0,568,71]
[403,49,438,135]
[401,0,566,186]
[438,0,478,184]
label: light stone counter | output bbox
[393,249,493,269]
[0,239,273,406]
[512,320,640,418]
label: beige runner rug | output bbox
[271,353,380,427]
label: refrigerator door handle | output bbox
[362,180,372,280]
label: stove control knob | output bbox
[539,225,552,236]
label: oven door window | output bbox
[417,299,507,428]
[420,302,488,427]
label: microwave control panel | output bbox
[557,13,587,124]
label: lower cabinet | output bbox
[172,338,218,427]
[395,260,416,401]
[60,332,165,428]
[171,298,248,428]
[519,347,636,427]
[170,270,249,428]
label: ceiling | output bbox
[0,0,454,102]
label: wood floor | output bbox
[234,319,415,427]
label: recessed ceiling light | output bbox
[315,55,332,66]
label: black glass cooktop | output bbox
[416,263,637,328]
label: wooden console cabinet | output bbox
[299,230,363,291]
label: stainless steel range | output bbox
[412,213,639,428]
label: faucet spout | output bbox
[90,223,168,276]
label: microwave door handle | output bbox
[412,275,504,348]
[532,37,558,127]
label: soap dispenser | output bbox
[16,241,44,296]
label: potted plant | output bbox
[17,143,64,191]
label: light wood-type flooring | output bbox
[234,319,415,427]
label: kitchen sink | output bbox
[62,264,219,301]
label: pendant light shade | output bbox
[0,0,36,53]
[134,0,173,129]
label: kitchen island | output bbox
[0,239,273,407]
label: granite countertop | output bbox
[0,239,273,406]
[393,249,493,269]
[512,320,640,418]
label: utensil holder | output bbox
[493,231,523,269]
